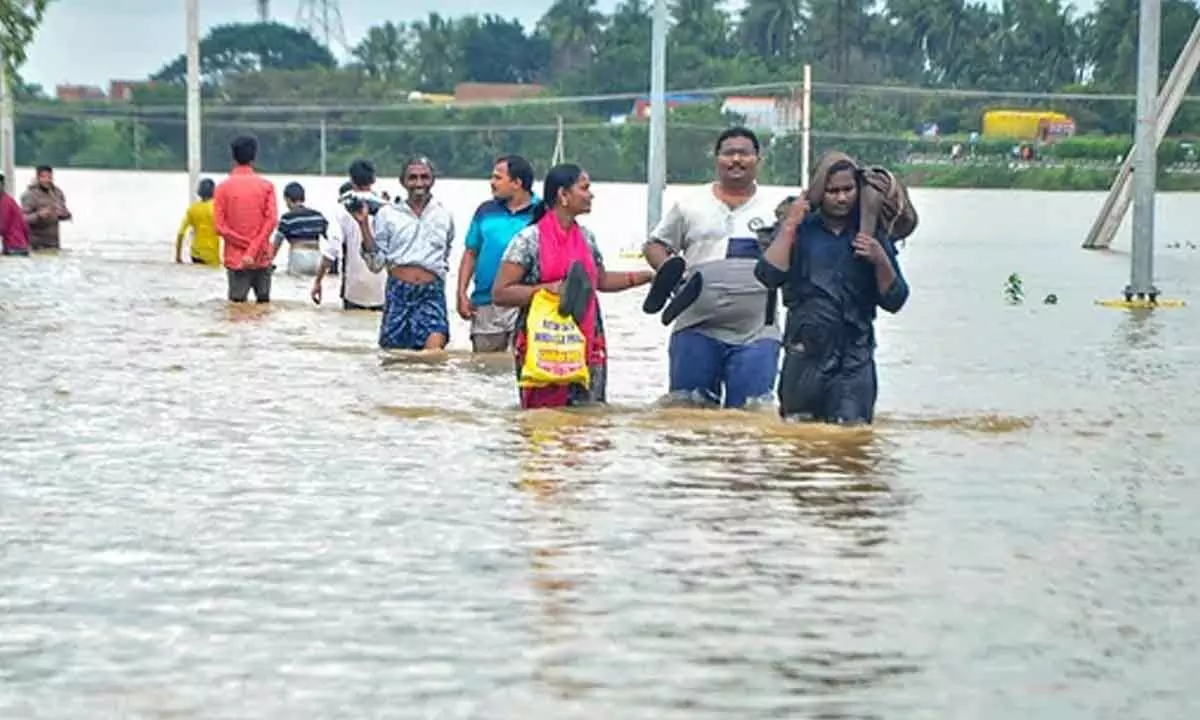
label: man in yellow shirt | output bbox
[175,178,221,265]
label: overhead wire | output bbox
[22,78,1184,119]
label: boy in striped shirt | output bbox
[271,181,329,276]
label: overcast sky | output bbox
[23,0,619,89]
[24,0,1097,91]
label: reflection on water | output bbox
[3,170,1200,717]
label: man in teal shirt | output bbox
[455,154,539,352]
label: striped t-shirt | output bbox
[276,206,329,243]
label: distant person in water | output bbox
[642,126,782,409]
[213,135,278,303]
[492,163,653,409]
[21,165,72,251]
[174,177,221,265]
[457,154,539,352]
[328,181,347,278]
[313,162,386,310]
[0,173,30,256]
[755,151,910,425]
[358,156,454,350]
[271,181,329,277]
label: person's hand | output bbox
[37,207,52,220]
[310,280,323,305]
[353,204,370,223]
[781,192,809,226]
[241,254,256,269]
[852,233,888,265]
[456,292,476,320]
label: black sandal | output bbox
[661,273,703,325]
[642,255,686,314]
[558,261,593,325]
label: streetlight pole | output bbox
[0,50,15,187]
[645,0,667,233]
[186,0,202,202]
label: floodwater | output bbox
[2,168,1200,719]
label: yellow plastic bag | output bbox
[519,289,590,389]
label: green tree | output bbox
[0,0,51,74]
[409,13,461,92]
[535,0,606,78]
[151,22,336,85]
[739,0,805,67]
[351,21,409,82]
[457,15,549,84]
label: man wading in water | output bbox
[358,156,455,350]
[21,165,72,251]
[755,152,910,424]
[213,135,278,303]
[456,154,538,352]
[312,161,387,311]
[641,127,782,409]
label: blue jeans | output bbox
[668,328,781,408]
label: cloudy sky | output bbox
[23,0,621,89]
[24,0,1097,91]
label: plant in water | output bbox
[1004,273,1025,304]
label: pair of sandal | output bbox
[642,255,702,325]
[553,256,703,328]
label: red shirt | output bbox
[213,165,277,270]
[0,192,28,253]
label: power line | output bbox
[8,110,988,143]
[27,81,804,116]
[14,111,732,134]
[24,79,1186,120]
[810,81,1164,103]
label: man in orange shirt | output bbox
[213,135,278,303]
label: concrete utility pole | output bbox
[0,50,14,187]
[1128,0,1161,301]
[186,0,202,203]
[645,0,667,233]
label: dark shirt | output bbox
[755,214,908,362]
[276,206,329,243]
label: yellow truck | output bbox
[982,110,1076,142]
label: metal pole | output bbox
[1082,18,1200,250]
[645,0,667,233]
[0,51,14,188]
[186,0,201,203]
[319,115,327,175]
[1130,0,1161,300]
[132,112,142,169]
[801,64,812,186]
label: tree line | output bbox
[9,0,1200,185]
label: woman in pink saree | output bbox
[492,163,654,409]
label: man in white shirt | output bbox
[643,127,782,409]
[357,156,455,350]
[311,160,387,311]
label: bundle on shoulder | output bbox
[773,151,919,242]
[857,164,918,241]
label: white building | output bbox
[720,96,802,135]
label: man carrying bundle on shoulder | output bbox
[754,151,915,425]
